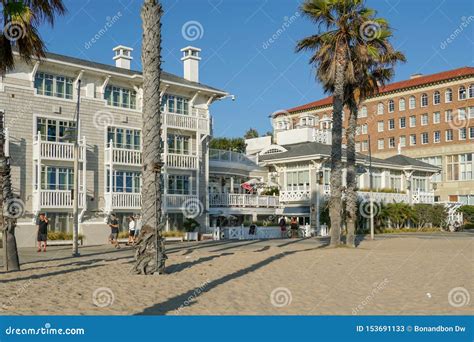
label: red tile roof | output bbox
[287,66,474,113]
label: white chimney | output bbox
[410,73,423,79]
[181,46,201,83]
[113,45,133,70]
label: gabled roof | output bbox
[384,155,437,169]
[286,66,474,113]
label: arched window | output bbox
[359,106,367,118]
[459,86,466,100]
[377,102,384,115]
[388,99,395,113]
[445,88,453,103]
[399,98,406,111]
[421,93,428,107]
[469,84,474,98]
[409,96,416,109]
[433,91,440,105]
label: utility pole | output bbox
[72,80,81,257]
[368,135,374,240]
[1,111,8,271]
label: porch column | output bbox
[230,176,234,194]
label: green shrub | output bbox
[162,231,185,238]
[183,218,200,232]
[260,187,280,196]
[47,231,84,240]
[459,205,474,224]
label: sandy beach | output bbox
[1,234,472,315]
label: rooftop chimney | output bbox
[113,45,133,70]
[181,46,201,83]
[410,73,423,79]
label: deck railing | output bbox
[209,193,279,208]
[105,144,142,166]
[34,190,85,209]
[166,153,198,169]
[33,134,85,161]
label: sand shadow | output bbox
[164,252,235,274]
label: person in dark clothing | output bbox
[36,213,48,252]
[290,216,298,238]
[279,217,287,238]
[108,213,120,249]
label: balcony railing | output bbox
[164,112,209,133]
[166,153,198,169]
[33,134,85,161]
[209,193,279,208]
[209,149,257,165]
[33,190,85,210]
[358,191,409,203]
[105,192,141,211]
[165,194,199,209]
[105,144,142,166]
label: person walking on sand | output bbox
[36,213,49,252]
[279,216,287,238]
[108,213,120,249]
[290,216,298,238]
[127,215,136,245]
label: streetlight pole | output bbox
[368,135,374,240]
[72,80,81,257]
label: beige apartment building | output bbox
[283,67,474,203]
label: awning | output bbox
[282,206,310,215]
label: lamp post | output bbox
[72,80,81,257]
[368,135,374,240]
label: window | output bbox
[469,107,474,119]
[359,106,367,118]
[361,124,368,134]
[36,118,76,142]
[469,84,474,98]
[446,129,453,141]
[355,143,361,152]
[105,85,137,109]
[421,114,428,125]
[399,135,406,147]
[459,128,467,140]
[421,93,428,107]
[161,94,189,115]
[168,175,191,194]
[388,119,395,130]
[421,132,429,144]
[412,176,427,192]
[377,102,384,115]
[447,154,474,181]
[470,127,474,139]
[389,137,395,149]
[433,91,441,105]
[399,117,406,128]
[399,98,406,111]
[35,72,73,100]
[388,99,395,113]
[434,131,441,143]
[409,115,416,127]
[458,108,467,120]
[377,121,384,132]
[355,126,361,136]
[107,127,141,150]
[377,139,384,150]
[40,166,74,190]
[409,96,416,109]
[419,156,442,182]
[445,88,453,103]
[107,170,141,193]
[168,134,190,154]
[390,173,402,191]
[410,134,416,146]
[445,110,453,122]
[286,170,310,190]
[459,86,466,100]
[433,111,441,124]
[361,140,368,151]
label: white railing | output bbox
[34,190,85,209]
[105,192,141,211]
[209,149,257,165]
[209,193,279,208]
[105,144,142,166]
[33,134,85,161]
[358,191,409,203]
[165,194,199,209]
[166,154,198,169]
[164,112,210,133]
[220,226,282,240]
[412,190,435,204]
[280,186,311,202]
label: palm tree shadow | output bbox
[136,244,328,315]
[164,252,234,274]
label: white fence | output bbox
[209,193,279,208]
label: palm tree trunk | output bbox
[0,113,20,271]
[133,0,166,275]
[329,45,347,247]
[345,94,358,247]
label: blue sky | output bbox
[39,0,474,138]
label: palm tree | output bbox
[1,0,66,74]
[133,0,166,275]
[297,0,370,246]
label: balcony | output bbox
[164,194,199,210]
[33,190,85,211]
[105,192,141,212]
[105,145,142,166]
[33,134,85,162]
[280,186,311,202]
[163,110,210,133]
[166,153,198,169]
[209,193,279,208]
